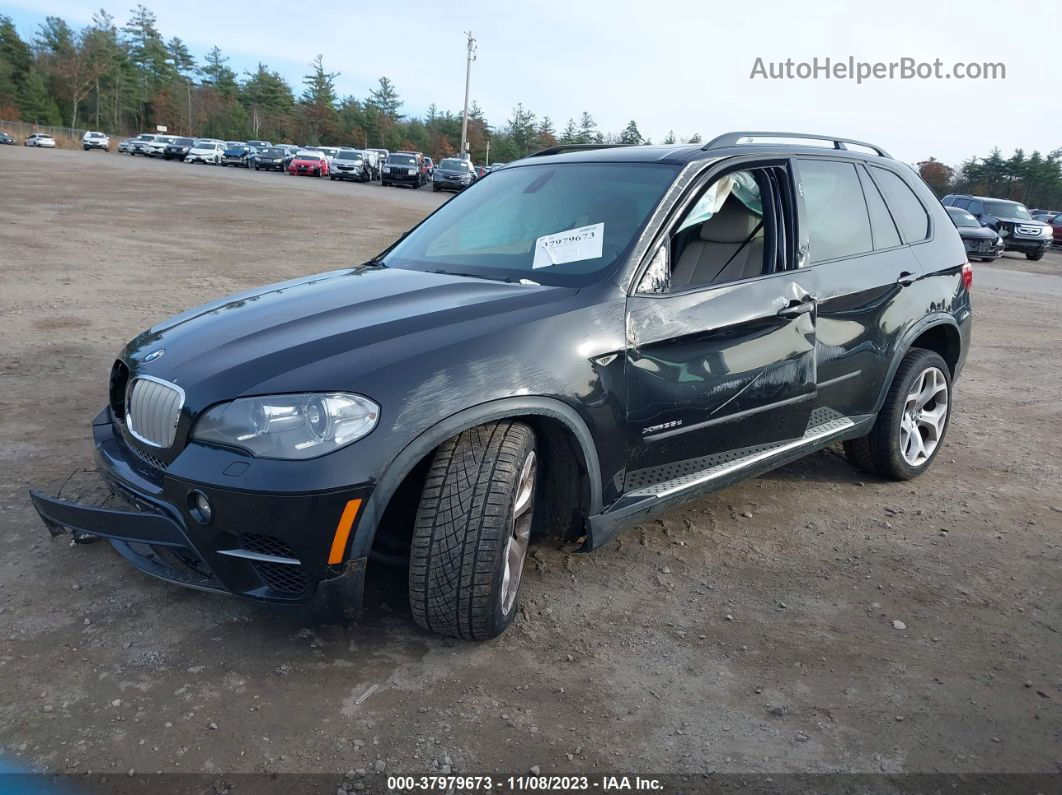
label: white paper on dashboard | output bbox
[532,223,604,268]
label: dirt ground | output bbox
[0,147,1059,786]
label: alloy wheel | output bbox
[500,450,536,615]
[899,366,949,466]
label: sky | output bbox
[1,0,1057,165]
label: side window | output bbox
[967,200,983,216]
[870,167,931,242]
[856,166,901,250]
[647,165,794,293]
[798,159,873,263]
[952,198,969,210]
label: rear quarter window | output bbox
[870,167,930,243]
[798,159,873,263]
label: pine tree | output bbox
[507,103,536,156]
[17,69,62,124]
[560,118,578,143]
[300,55,338,144]
[619,119,642,145]
[687,132,702,144]
[200,46,237,95]
[536,115,556,149]
[663,130,676,145]
[367,76,401,120]
[577,111,596,144]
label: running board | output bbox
[586,411,870,550]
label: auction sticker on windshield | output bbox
[532,223,604,268]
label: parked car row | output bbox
[941,193,1056,260]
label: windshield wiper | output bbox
[359,258,387,269]
[433,269,532,285]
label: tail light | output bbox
[961,262,973,291]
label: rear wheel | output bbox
[844,348,951,480]
[1027,250,1044,261]
[409,421,537,640]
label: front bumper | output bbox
[1001,236,1047,253]
[30,409,371,617]
[383,171,419,184]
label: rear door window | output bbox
[871,167,930,242]
[797,159,873,263]
[856,166,901,250]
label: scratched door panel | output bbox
[624,272,816,480]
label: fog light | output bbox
[188,490,212,524]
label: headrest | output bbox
[699,197,762,244]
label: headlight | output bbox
[1043,226,1053,239]
[192,392,379,459]
[996,235,1004,245]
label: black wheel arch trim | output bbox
[349,396,603,559]
[874,313,961,414]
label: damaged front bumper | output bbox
[30,409,371,620]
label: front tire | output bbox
[409,421,537,640]
[844,348,952,480]
[1027,250,1045,261]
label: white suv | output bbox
[82,131,110,151]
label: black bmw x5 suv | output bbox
[32,132,972,640]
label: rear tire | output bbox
[843,348,952,480]
[409,421,537,640]
[1027,251,1044,261]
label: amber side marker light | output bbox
[328,498,363,564]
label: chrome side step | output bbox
[216,548,301,565]
[586,410,869,551]
[627,414,854,499]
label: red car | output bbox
[289,150,329,177]
[1050,214,1062,247]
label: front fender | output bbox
[349,396,603,559]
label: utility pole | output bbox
[459,31,476,160]
[485,138,490,166]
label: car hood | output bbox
[123,267,569,409]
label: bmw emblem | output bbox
[143,349,165,363]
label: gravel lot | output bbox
[0,147,1059,784]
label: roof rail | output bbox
[702,131,892,159]
[528,143,633,157]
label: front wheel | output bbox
[409,421,537,640]
[1026,250,1045,261]
[843,348,952,480]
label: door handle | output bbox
[777,298,815,319]
[896,272,918,287]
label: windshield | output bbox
[383,162,679,287]
[261,148,283,156]
[440,159,467,172]
[984,200,1032,220]
[136,134,154,140]
[225,147,246,154]
[388,155,416,166]
[947,208,980,228]
[337,151,363,160]
[295,152,322,160]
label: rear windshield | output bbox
[946,207,980,228]
[383,162,679,287]
[388,155,416,165]
[984,200,1032,220]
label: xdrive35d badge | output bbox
[31,131,972,640]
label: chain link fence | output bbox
[0,120,126,149]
